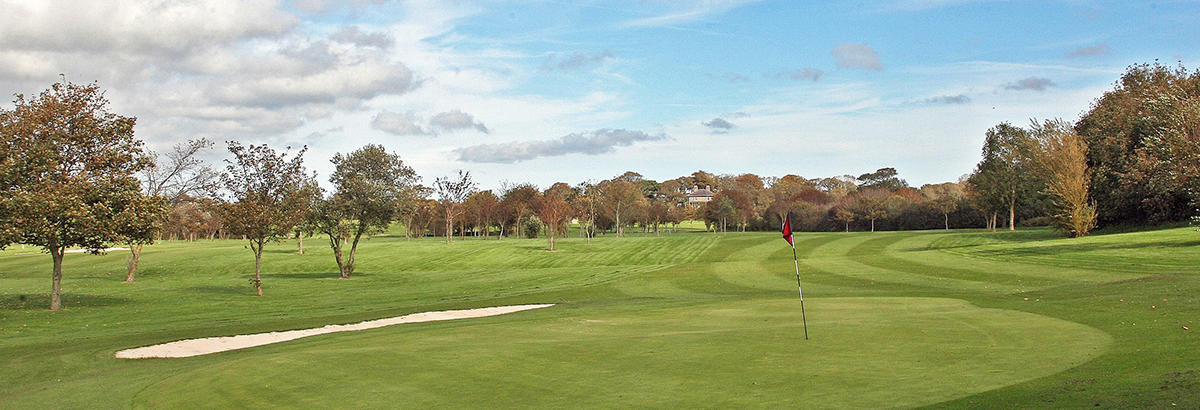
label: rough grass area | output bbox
[1,227,1198,408]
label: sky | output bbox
[1,0,1197,191]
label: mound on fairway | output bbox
[132,297,1109,409]
[115,304,554,359]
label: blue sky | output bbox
[1,0,1197,190]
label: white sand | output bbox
[63,247,130,254]
[115,304,554,359]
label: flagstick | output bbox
[791,243,809,340]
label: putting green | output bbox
[132,297,1109,409]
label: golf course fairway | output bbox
[1,227,1197,408]
[132,298,1107,409]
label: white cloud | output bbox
[1004,76,1056,91]
[456,129,666,163]
[832,43,883,71]
[430,109,489,133]
[330,26,394,49]
[702,118,735,133]
[1067,43,1112,58]
[919,94,971,104]
[621,0,766,28]
[0,0,296,56]
[768,68,824,81]
[545,50,615,72]
[372,111,429,136]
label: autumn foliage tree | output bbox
[1029,120,1098,237]
[216,142,311,296]
[0,81,160,310]
[598,179,644,237]
[537,189,573,251]
[1076,63,1200,224]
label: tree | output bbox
[1029,120,1098,237]
[852,189,890,232]
[290,179,321,255]
[921,182,965,230]
[817,175,858,201]
[114,195,168,283]
[126,138,218,281]
[314,145,417,278]
[0,80,155,310]
[464,190,500,238]
[1076,63,1200,224]
[834,208,855,232]
[574,181,601,244]
[857,167,908,191]
[968,123,1034,230]
[705,193,736,233]
[216,142,311,296]
[499,182,540,238]
[598,179,644,237]
[435,170,476,244]
[537,190,573,251]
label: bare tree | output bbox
[435,170,476,244]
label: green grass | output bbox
[1,227,1198,408]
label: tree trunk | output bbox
[871,218,876,232]
[251,240,264,296]
[1008,194,1016,231]
[344,231,364,279]
[330,235,345,279]
[50,246,65,311]
[615,208,623,237]
[297,232,304,255]
[549,234,556,251]
[125,244,143,283]
[944,213,950,230]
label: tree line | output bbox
[3,62,1198,309]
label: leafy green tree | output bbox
[857,167,908,191]
[968,123,1034,230]
[216,142,312,296]
[0,81,155,310]
[705,193,736,234]
[313,145,417,278]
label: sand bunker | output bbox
[64,247,130,254]
[115,304,554,359]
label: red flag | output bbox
[782,215,794,246]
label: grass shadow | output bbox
[0,293,131,310]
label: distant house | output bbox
[687,186,715,206]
